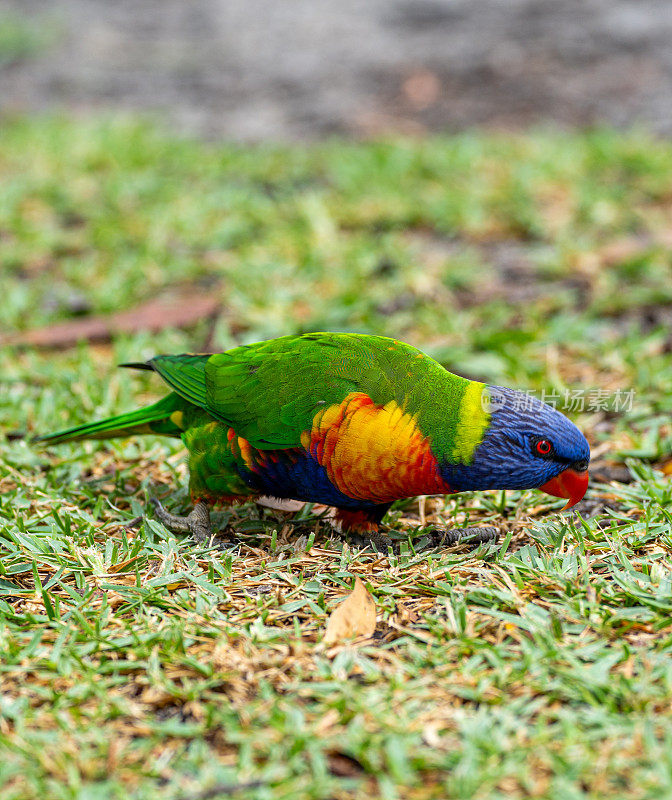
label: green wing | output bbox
[149,333,475,458]
[148,354,209,409]
[203,333,401,447]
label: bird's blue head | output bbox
[442,386,590,507]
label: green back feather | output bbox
[146,333,489,463]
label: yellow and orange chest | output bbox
[300,392,450,503]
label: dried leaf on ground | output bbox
[3,290,221,348]
[326,751,366,777]
[323,576,376,644]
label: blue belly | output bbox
[238,449,379,510]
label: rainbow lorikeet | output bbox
[38,333,590,546]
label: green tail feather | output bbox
[36,393,185,445]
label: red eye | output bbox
[536,439,552,455]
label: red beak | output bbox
[539,468,589,510]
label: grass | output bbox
[1,116,672,799]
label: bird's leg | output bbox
[333,505,394,552]
[334,506,500,552]
[150,498,215,546]
[423,526,500,547]
[347,526,500,553]
[345,529,398,552]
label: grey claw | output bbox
[148,498,216,545]
[427,526,500,548]
[343,530,396,553]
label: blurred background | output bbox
[3,0,672,139]
[2,0,672,431]
[3,6,672,797]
